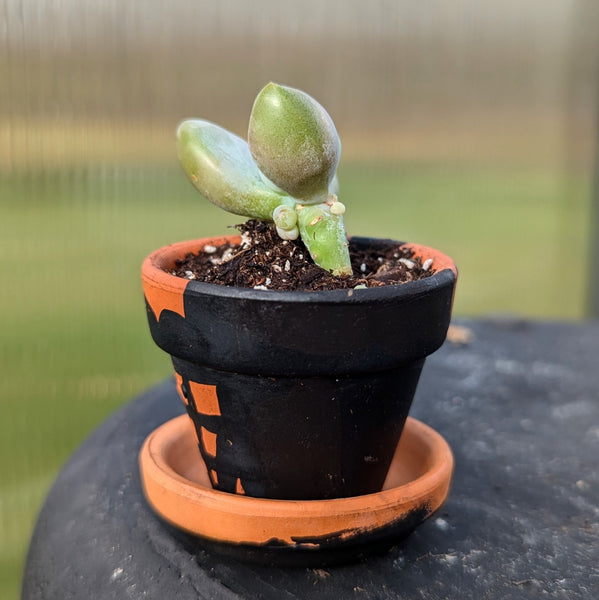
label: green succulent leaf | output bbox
[248,83,341,205]
[176,119,294,220]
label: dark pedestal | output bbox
[22,319,599,599]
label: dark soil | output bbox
[171,220,435,291]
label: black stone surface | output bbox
[22,319,599,599]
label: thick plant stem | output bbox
[296,204,352,277]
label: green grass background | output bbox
[0,160,592,598]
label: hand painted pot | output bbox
[141,235,457,501]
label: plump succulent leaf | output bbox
[177,119,293,220]
[248,83,341,205]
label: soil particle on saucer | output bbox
[171,220,434,291]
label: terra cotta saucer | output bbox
[139,415,453,566]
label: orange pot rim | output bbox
[141,236,457,304]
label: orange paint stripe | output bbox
[209,470,218,486]
[189,382,221,416]
[143,285,186,321]
[201,427,217,458]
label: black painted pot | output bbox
[142,235,457,500]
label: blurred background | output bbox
[1,0,598,596]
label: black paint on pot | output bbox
[173,358,424,500]
[145,238,456,378]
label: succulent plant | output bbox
[176,83,352,277]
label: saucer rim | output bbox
[139,415,454,546]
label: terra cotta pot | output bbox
[141,235,457,500]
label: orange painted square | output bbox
[189,382,221,416]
